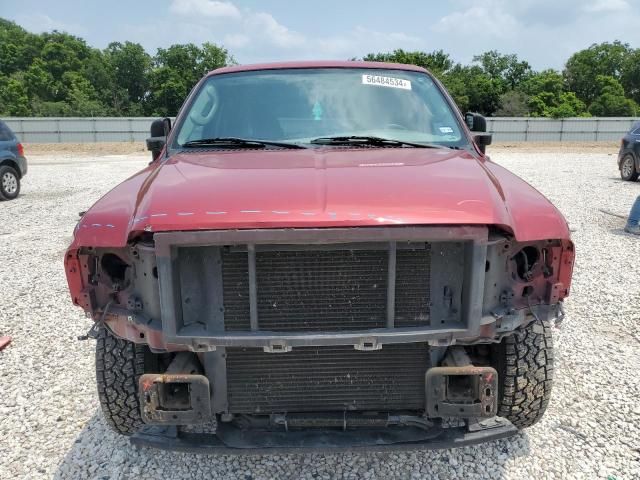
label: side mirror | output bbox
[146,117,171,161]
[465,112,492,154]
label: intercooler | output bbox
[225,343,430,414]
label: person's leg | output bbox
[625,195,640,234]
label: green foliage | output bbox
[0,18,234,117]
[547,93,589,119]
[521,69,565,98]
[363,49,454,75]
[0,18,43,75]
[441,65,503,115]
[472,50,532,90]
[146,42,234,116]
[495,90,530,117]
[621,49,640,104]
[0,76,30,115]
[1,16,639,119]
[522,70,585,117]
[103,41,151,114]
[365,44,639,118]
[564,41,631,104]
[588,76,637,116]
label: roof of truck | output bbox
[207,60,429,76]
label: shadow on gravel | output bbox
[55,412,531,479]
[609,228,636,237]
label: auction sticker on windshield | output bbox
[362,74,412,90]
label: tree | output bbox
[0,76,30,116]
[441,65,503,116]
[521,69,565,98]
[588,75,637,116]
[147,66,191,117]
[3,15,640,119]
[473,51,532,90]
[146,42,234,116]
[362,50,503,115]
[547,93,589,118]
[363,49,454,75]
[495,90,530,116]
[621,49,640,105]
[104,42,151,114]
[521,70,565,117]
[564,41,632,105]
[0,19,42,75]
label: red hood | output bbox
[70,148,570,248]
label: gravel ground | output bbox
[1,148,639,479]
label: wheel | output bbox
[0,165,20,200]
[620,154,639,181]
[493,318,554,429]
[95,327,145,435]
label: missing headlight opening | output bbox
[514,246,540,281]
[100,253,129,284]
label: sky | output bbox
[2,0,640,70]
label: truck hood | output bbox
[71,147,570,247]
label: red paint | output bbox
[63,253,85,306]
[65,61,573,305]
[0,336,11,351]
[207,60,429,77]
[68,147,570,252]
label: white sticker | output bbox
[362,74,411,90]
[439,126,454,134]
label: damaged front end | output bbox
[65,226,573,453]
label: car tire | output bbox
[620,154,639,181]
[493,318,554,429]
[0,165,20,200]
[95,327,146,435]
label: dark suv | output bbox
[619,121,640,181]
[0,120,27,200]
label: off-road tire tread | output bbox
[95,327,145,435]
[496,318,554,429]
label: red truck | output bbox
[64,61,574,453]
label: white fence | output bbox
[486,117,638,142]
[2,116,639,143]
[2,117,159,143]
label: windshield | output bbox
[173,68,467,149]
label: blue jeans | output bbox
[625,195,640,234]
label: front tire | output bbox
[620,154,639,181]
[0,165,20,200]
[493,318,554,429]
[95,327,145,435]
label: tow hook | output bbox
[426,347,498,418]
[139,353,212,425]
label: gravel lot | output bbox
[1,147,639,479]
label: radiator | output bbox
[225,343,430,414]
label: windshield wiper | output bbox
[309,136,451,149]
[182,137,306,149]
